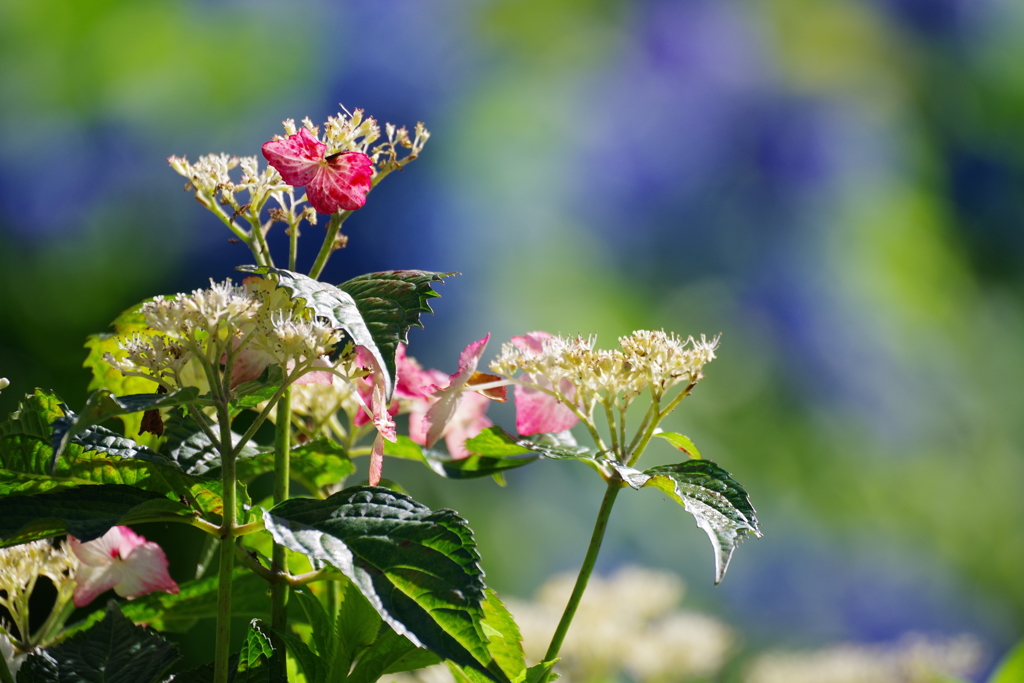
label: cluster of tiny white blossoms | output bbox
[105,279,341,390]
[281,108,431,171]
[0,540,78,646]
[491,330,720,406]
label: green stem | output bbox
[308,211,350,280]
[213,401,238,683]
[0,652,13,683]
[270,388,292,631]
[542,480,622,670]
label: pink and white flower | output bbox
[69,526,179,608]
[262,128,374,215]
[511,331,580,435]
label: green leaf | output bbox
[348,625,442,683]
[162,412,270,476]
[338,270,455,398]
[464,428,534,457]
[334,576,384,676]
[0,484,188,548]
[273,628,327,683]
[290,588,338,664]
[0,389,244,520]
[652,431,702,459]
[67,567,271,637]
[238,265,393,400]
[263,486,507,682]
[384,436,537,481]
[479,590,525,682]
[990,638,1024,683]
[236,619,287,683]
[625,460,761,584]
[524,660,559,683]
[233,439,355,493]
[51,387,200,465]
[17,602,180,683]
[230,364,286,415]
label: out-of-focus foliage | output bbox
[2,0,1023,675]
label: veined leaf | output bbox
[17,602,179,683]
[652,431,702,459]
[273,628,327,683]
[620,460,760,584]
[480,589,526,682]
[384,436,538,481]
[263,486,508,682]
[338,270,455,399]
[348,625,442,683]
[236,619,287,683]
[0,484,188,548]
[231,364,286,415]
[162,411,270,476]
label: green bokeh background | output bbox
[2,0,1023,677]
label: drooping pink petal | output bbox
[395,344,441,400]
[70,527,178,608]
[306,152,374,214]
[228,347,276,388]
[369,432,385,486]
[422,334,491,448]
[261,128,326,187]
[515,377,580,435]
[292,357,334,386]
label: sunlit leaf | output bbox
[652,431,702,459]
[236,619,287,683]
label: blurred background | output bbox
[1,0,1023,679]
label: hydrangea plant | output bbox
[0,108,760,683]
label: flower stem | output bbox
[214,402,238,683]
[308,211,350,280]
[270,387,292,631]
[542,480,623,673]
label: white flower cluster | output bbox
[745,633,984,683]
[508,566,733,683]
[491,330,719,404]
[285,108,430,170]
[105,278,341,391]
[0,540,78,658]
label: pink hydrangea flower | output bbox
[261,128,374,215]
[512,331,580,435]
[69,526,179,608]
[351,347,398,485]
[415,334,508,458]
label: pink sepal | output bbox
[262,129,374,215]
[422,334,490,448]
[261,128,325,187]
[369,432,385,486]
[70,526,179,608]
[515,378,579,435]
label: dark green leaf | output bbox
[652,431,702,459]
[51,387,200,465]
[0,484,188,548]
[338,270,455,398]
[0,390,244,521]
[334,576,383,675]
[162,412,269,476]
[238,266,392,400]
[290,589,336,663]
[17,602,179,683]
[263,486,507,682]
[273,628,327,683]
[235,620,287,683]
[66,568,270,637]
[166,656,240,683]
[348,625,442,683]
[50,419,166,462]
[629,460,761,584]
[230,364,286,414]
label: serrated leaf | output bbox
[652,431,702,459]
[231,364,286,414]
[238,266,393,400]
[338,270,455,398]
[480,590,525,682]
[524,660,559,683]
[290,588,337,663]
[334,576,384,675]
[348,625,442,683]
[273,628,327,683]
[162,412,269,476]
[0,484,188,548]
[630,460,761,584]
[263,486,507,682]
[67,568,271,637]
[0,390,245,521]
[17,602,179,683]
[464,428,534,457]
[236,620,287,683]
[990,639,1024,683]
[233,439,355,493]
[51,387,201,465]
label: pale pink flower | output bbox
[69,526,179,608]
[351,347,397,485]
[261,128,373,214]
[416,335,507,458]
[512,331,580,435]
